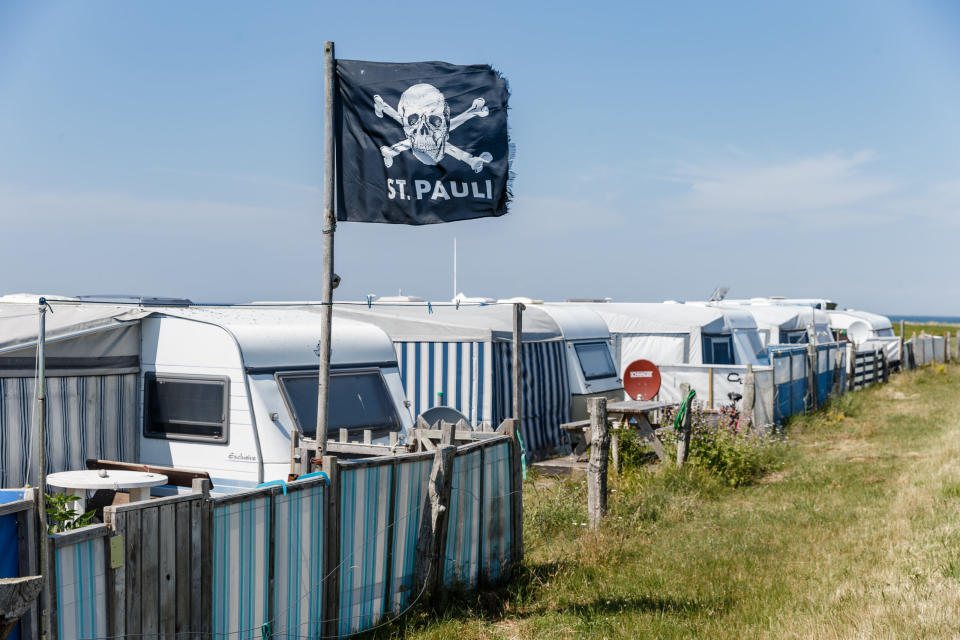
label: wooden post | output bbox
[676,383,692,467]
[610,418,620,475]
[873,348,879,385]
[322,455,341,638]
[882,349,890,382]
[500,418,524,567]
[832,348,843,396]
[587,397,609,529]
[708,367,714,408]
[946,332,951,364]
[440,421,455,446]
[315,40,337,458]
[955,330,959,361]
[742,365,755,428]
[512,303,524,438]
[807,342,820,411]
[898,321,905,371]
[413,445,456,603]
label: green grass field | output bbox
[894,322,960,339]
[366,364,960,639]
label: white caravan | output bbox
[0,297,412,493]
[826,308,900,364]
[719,302,833,347]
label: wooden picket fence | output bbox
[15,422,523,640]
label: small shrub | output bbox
[659,402,783,487]
[45,493,95,533]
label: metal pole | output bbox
[315,41,336,457]
[512,303,524,434]
[37,298,50,638]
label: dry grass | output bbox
[366,365,960,639]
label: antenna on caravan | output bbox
[708,286,729,302]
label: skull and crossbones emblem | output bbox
[373,84,493,173]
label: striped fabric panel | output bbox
[480,442,512,583]
[492,341,570,454]
[338,464,392,636]
[212,496,271,639]
[395,342,494,427]
[0,374,138,488]
[443,449,481,589]
[388,456,432,613]
[273,482,325,640]
[55,537,107,640]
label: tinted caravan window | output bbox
[780,329,809,344]
[144,374,229,442]
[702,334,735,365]
[278,370,402,438]
[574,342,617,380]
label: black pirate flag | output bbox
[336,60,510,225]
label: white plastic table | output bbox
[46,469,169,513]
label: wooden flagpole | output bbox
[316,41,336,458]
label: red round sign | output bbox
[623,359,661,401]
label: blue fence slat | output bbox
[479,442,512,582]
[54,534,107,640]
[339,464,392,636]
[273,481,325,640]
[212,493,271,639]
[388,456,432,614]
[444,449,482,588]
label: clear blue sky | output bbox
[1,1,958,313]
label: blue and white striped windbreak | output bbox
[0,373,139,488]
[395,340,570,454]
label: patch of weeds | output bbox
[942,482,960,499]
[526,474,588,539]
[658,403,786,487]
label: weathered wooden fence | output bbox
[22,426,523,640]
[850,346,889,390]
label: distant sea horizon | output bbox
[887,315,960,325]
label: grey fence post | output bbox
[587,397,609,529]
[322,456,341,639]
[413,445,455,604]
[807,343,818,410]
[742,365,755,428]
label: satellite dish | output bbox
[847,320,870,344]
[418,406,472,429]
[623,360,662,401]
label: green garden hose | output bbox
[673,389,697,432]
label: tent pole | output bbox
[316,41,336,458]
[512,303,524,436]
[37,298,51,637]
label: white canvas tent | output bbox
[331,303,577,454]
[719,302,832,347]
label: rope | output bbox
[673,389,697,432]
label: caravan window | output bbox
[574,342,617,380]
[875,328,895,338]
[144,374,229,442]
[702,334,735,365]
[780,329,809,344]
[278,369,402,438]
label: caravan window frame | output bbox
[573,341,618,381]
[702,333,735,365]
[275,367,403,438]
[142,372,230,443]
